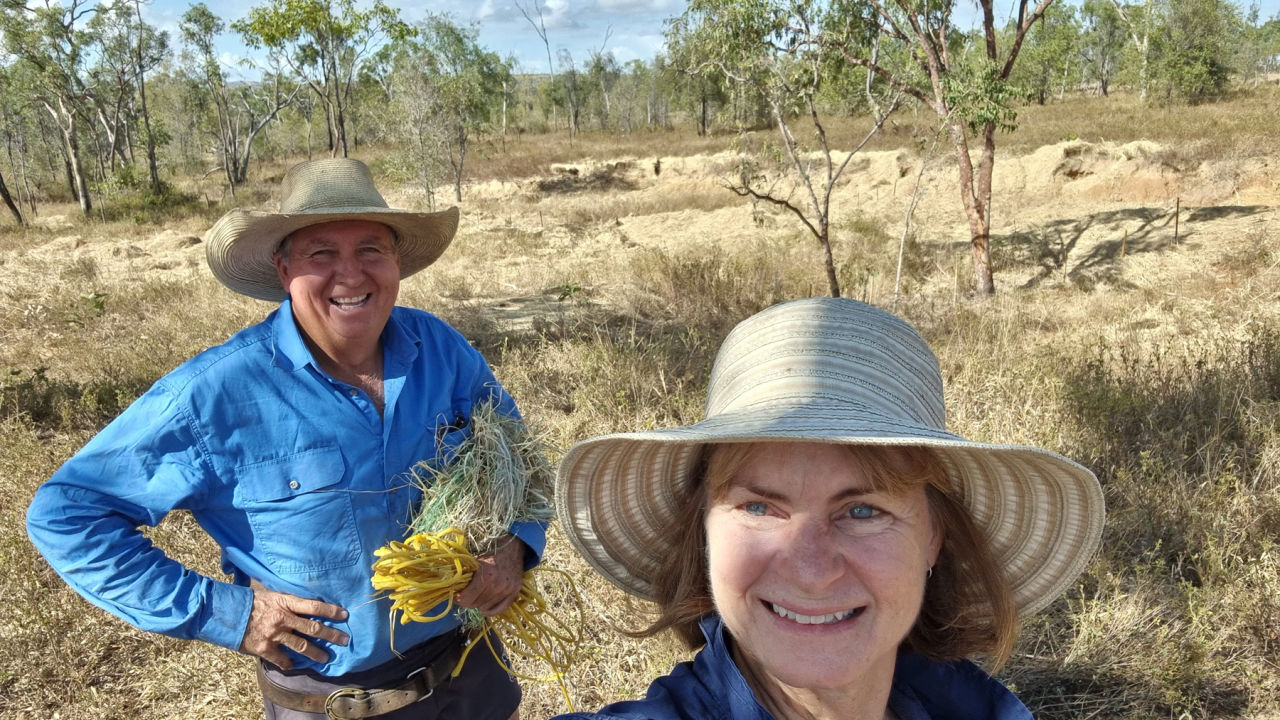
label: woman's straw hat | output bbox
[205,158,459,301]
[556,297,1105,617]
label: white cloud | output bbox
[596,0,683,12]
[473,0,502,22]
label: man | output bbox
[26,158,539,720]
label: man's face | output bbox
[273,219,400,362]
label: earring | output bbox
[926,566,934,580]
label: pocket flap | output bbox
[237,446,346,503]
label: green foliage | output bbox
[234,0,411,155]
[553,283,584,302]
[0,367,143,431]
[1013,2,1082,104]
[943,60,1027,134]
[1080,0,1128,94]
[1150,0,1241,101]
[376,14,510,202]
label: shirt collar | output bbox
[270,297,420,373]
[695,614,1030,720]
[695,615,775,718]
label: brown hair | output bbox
[634,442,1018,668]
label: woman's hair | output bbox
[634,442,1018,669]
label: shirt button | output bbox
[348,389,358,396]
[289,480,300,490]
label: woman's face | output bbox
[704,441,942,693]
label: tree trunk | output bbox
[819,226,841,298]
[66,122,92,215]
[325,101,336,155]
[946,117,994,295]
[134,0,161,192]
[0,169,23,225]
[48,99,92,215]
[452,124,466,202]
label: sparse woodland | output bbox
[2,0,1280,718]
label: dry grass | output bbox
[3,85,1280,720]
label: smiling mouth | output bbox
[768,602,862,625]
[330,294,370,309]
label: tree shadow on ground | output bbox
[989,204,1268,290]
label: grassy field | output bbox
[1,86,1279,719]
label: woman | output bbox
[554,297,1104,720]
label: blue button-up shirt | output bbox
[555,615,1032,720]
[26,299,545,675]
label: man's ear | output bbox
[273,250,290,288]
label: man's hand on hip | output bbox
[241,580,350,670]
[455,534,526,616]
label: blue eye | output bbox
[848,504,879,520]
[744,502,768,516]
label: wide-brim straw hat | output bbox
[205,158,459,301]
[556,297,1105,618]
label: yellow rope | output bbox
[371,529,582,711]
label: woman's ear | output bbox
[927,501,945,568]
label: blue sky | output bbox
[139,0,1278,83]
[142,0,688,82]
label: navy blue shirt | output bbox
[556,615,1032,720]
[26,299,545,675]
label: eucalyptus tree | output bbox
[515,0,566,133]
[180,3,301,188]
[1080,0,1126,95]
[667,0,899,298]
[85,1,168,186]
[420,16,508,201]
[1015,2,1080,103]
[0,79,23,223]
[0,169,20,224]
[0,67,33,223]
[386,16,509,203]
[234,0,411,157]
[1109,0,1159,99]
[1149,0,1240,101]
[826,0,1058,294]
[0,0,96,214]
[612,58,657,132]
[586,48,621,130]
[663,23,732,135]
[557,48,584,135]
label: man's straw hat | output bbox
[205,158,459,301]
[556,297,1105,618]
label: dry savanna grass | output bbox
[2,84,1279,719]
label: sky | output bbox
[141,0,690,82]
[139,0,1279,83]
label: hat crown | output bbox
[705,298,946,430]
[279,158,390,213]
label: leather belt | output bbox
[256,632,470,720]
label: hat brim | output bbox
[555,403,1105,619]
[205,206,460,301]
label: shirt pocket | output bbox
[434,406,473,466]
[235,446,361,575]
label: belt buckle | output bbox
[324,687,368,720]
[406,665,437,703]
